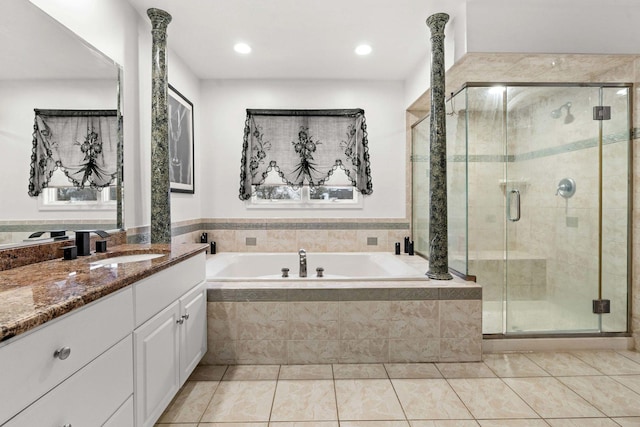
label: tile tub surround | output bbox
[0,242,206,342]
[203,280,482,364]
[129,218,411,252]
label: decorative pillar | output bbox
[426,13,453,280]
[148,8,172,244]
[116,67,124,230]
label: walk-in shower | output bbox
[412,83,632,336]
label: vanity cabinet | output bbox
[0,250,207,427]
[133,254,206,427]
[0,287,134,426]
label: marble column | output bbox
[426,13,452,280]
[148,8,172,244]
[116,67,123,230]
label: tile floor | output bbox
[155,350,640,427]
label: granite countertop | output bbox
[0,243,207,343]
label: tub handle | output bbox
[281,268,289,278]
[316,267,324,278]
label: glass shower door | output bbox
[504,86,602,334]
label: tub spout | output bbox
[299,249,307,278]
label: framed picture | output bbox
[168,84,194,193]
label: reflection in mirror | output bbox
[0,0,123,249]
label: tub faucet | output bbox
[299,249,307,278]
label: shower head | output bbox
[551,102,573,123]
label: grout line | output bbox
[267,366,282,424]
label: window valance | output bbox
[28,109,118,197]
[239,109,373,201]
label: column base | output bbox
[426,270,453,280]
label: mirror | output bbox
[0,0,123,248]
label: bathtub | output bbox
[206,251,428,282]
[203,252,482,364]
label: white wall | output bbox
[200,79,406,219]
[0,79,116,220]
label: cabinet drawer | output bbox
[134,252,205,327]
[5,335,133,427]
[0,287,133,425]
[103,395,134,427]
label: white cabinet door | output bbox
[134,302,181,427]
[179,282,207,385]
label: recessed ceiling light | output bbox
[234,43,251,54]
[355,44,372,56]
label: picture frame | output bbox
[168,84,195,193]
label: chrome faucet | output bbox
[299,249,307,278]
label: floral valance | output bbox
[28,109,118,196]
[239,109,372,201]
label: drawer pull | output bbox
[182,313,190,320]
[176,318,184,325]
[53,347,71,360]
[62,424,72,427]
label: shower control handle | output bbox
[508,189,521,222]
[556,178,576,198]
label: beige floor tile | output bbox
[341,422,409,427]
[571,351,640,375]
[611,375,640,394]
[222,365,280,380]
[269,423,339,427]
[618,350,640,364]
[409,421,480,427]
[189,365,228,381]
[558,376,640,417]
[524,352,601,376]
[546,418,620,426]
[271,380,337,421]
[385,363,442,379]
[503,377,603,418]
[476,421,548,427]
[335,379,405,420]
[154,423,197,426]
[448,378,539,419]
[482,353,550,378]
[201,380,276,422]
[435,362,496,378]
[391,379,473,420]
[279,364,334,380]
[612,417,640,426]
[158,381,218,423]
[199,424,268,427]
[333,364,388,379]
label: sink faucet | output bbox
[299,249,307,278]
[75,230,110,256]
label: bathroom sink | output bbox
[91,253,165,265]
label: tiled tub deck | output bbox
[203,282,482,365]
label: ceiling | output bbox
[128,0,464,80]
[0,0,118,80]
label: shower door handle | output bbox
[508,189,521,222]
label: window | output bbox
[248,171,362,209]
[38,170,116,211]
